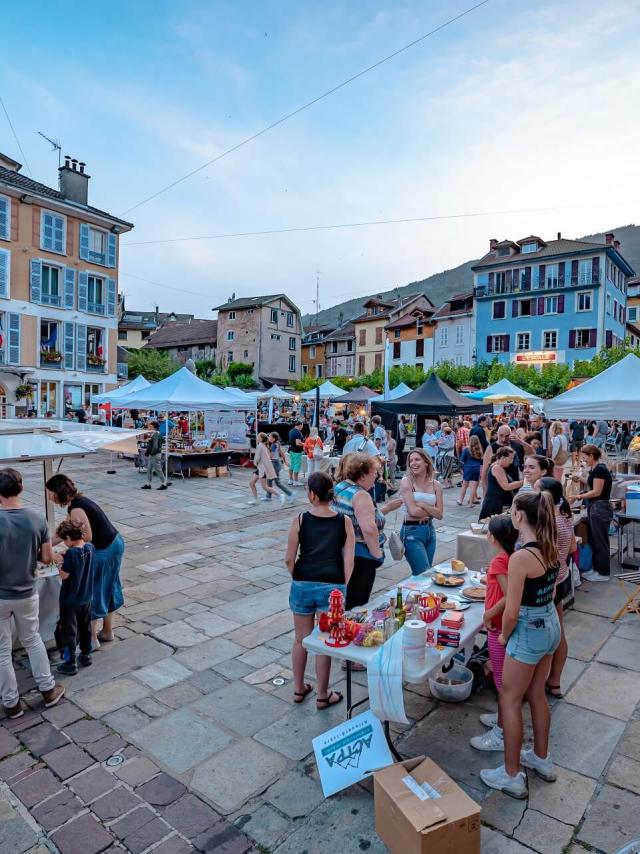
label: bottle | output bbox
[395,587,405,627]
[426,627,436,647]
[383,614,399,641]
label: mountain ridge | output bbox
[303,223,639,328]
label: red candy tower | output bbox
[324,588,350,648]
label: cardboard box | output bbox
[374,756,480,854]
[191,467,218,478]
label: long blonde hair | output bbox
[468,435,483,460]
[407,448,435,482]
[513,490,558,568]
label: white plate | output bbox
[433,565,468,577]
[440,601,471,611]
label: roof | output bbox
[516,235,547,247]
[385,308,433,331]
[213,294,300,313]
[432,293,474,320]
[119,311,194,331]
[0,165,134,229]
[302,323,335,345]
[143,319,218,349]
[372,373,486,416]
[473,236,635,274]
[323,322,355,343]
[352,292,435,324]
[628,275,640,286]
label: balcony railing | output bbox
[474,274,601,298]
[88,250,106,266]
[41,293,62,307]
[87,302,106,314]
[40,350,63,368]
[117,362,129,379]
[87,360,106,373]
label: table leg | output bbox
[384,721,402,761]
[346,660,352,718]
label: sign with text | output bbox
[313,710,393,797]
[514,351,558,364]
[203,411,249,449]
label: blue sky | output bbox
[2,0,639,318]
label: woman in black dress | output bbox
[478,447,524,520]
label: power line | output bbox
[0,94,33,176]
[121,199,637,248]
[121,1,488,216]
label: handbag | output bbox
[388,509,405,561]
[354,541,385,566]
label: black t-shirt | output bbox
[333,427,348,453]
[69,496,118,551]
[288,428,304,453]
[470,425,488,451]
[587,463,612,502]
[491,440,523,482]
[570,421,585,442]
[60,543,94,607]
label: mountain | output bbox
[303,223,639,328]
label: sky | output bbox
[2,0,640,319]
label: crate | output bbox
[191,467,218,478]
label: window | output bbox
[416,322,424,336]
[228,311,236,320]
[497,247,511,256]
[41,265,61,307]
[87,275,104,313]
[488,335,507,353]
[359,328,366,347]
[40,320,60,358]
[289,336,296,351]
[89,227,106,259]
[543,330,558,349]
[455,355,464,365]
[375,326,383,345]
[270,308,278,324]
[247,308,254,314]
[575,329,592,348]
[394,329,401,339]
[545,296,559,314]
[243,349,249,358]
[629,307,638,322]
[358,355,365,374]
[440,327,448,346]
[614,299,618,321]
[118,330,128,341]
[577,291,592,312]
[226,330,234,341]
[41,211,66,254]
[393,342,401,359]
[286,312,294,327]
[302,365,308,376]
[545,264,559,289]
[227,351,234,363]
[455,325,464,345]
[493,301,506,320]
[521,242,538,253]
[0,194,9,241]
[495,272,507,293]
[606,294,612,315]
[288,354,296,372]
[516,332,530,351]
[578,260,592,285]
[270,333,281,341]
[86,327,105,362]
[374,352,383,371]
[331,341,338,354]
[519,299,533,317]
[415,338,424,357]
[309,344,316,359]
[315,364,323,378]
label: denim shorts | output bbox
[507,603,561,665]
[289,581,346,616]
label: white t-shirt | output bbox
[422,432,438,458]
[373,425,387,458]
[343,436,380,457]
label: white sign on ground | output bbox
[312,710,393,797]
[204,411,249,449]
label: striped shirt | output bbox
[333,480,385,544]
[555,513,573,584]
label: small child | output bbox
[55,519,95,675]
[469,515,518,752]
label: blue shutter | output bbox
[64,267,75,309]
[76,323,87,371]
[8,313,20,365]
[64,321,75,369]
[0,196,9,240]
[0,249,9,298]
[53,215,65,253]
[79,224,90,261]
[30,259,42,303]
[78,271,88,312]
[41,212,54,250]
[106,278,116,316]
[43,213,64,253]
[107,233,117,267]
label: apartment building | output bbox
[213,294,302,384]
[324,322,356,378]
[0,152,133,416]
[301,323,334,378]
[385,306,435,370]
[432,292,475,366]
[473,232,635,367]
[144,319,217,364]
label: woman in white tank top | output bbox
[399,449,444,576]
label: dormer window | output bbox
[522,242,538,254]
[497,247,511,257]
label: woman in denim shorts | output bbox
[285,472,355,709]
[480,490,561,800]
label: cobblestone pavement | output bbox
[1,453,639,853]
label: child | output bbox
[55,519,95,675]
[469,515,518,752]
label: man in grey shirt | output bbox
[0,468,64,718]
[592,419,609,448]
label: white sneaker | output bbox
[287,480,294,485]
[260,496,271,502]
[470,726,504,752]
[286,495,295,504]
[479,712,499,728]
[279,493,287,505]
[480,764,528,799]
[247,499,257,505]
[520,748,557,782]
[585,572,609,582]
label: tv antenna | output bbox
[314,270,321,325]
[37,131,62,167]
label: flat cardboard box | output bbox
[374,756,480,854]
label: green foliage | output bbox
[227,361,254,381]
[233,373,259,389]
[573,341,640,378]
[194,358,217,378]
[127,349,178,382]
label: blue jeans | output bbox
[401,522,436,576]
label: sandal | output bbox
[293,684,313,704]
[316,690,343,710]
[545,683,564,699]
[456,500,463,506]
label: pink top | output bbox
[555,513,573,584]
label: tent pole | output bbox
[165,409,169,482]
[43,459,55,534]
[107,405,116,474]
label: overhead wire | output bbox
[120,0,488,215]
[0,94,33,177]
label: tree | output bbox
[127,349,178,382]
[227,361,254,382]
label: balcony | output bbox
[474,274,601,298]
[87,302,106,315]
[87,356,106,373]
[88,249,107,266]
[117,362,129,379]
[40,350,63,369]
[41,293,62,307]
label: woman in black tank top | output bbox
[479,490,561,801]
[285,472,354,710]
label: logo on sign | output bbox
[321,723,374,770]
[514,351,557,364]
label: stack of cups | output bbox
[403,619,426,679]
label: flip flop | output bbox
[545,683,564,699]
[293,684,313,704]
[316,690,343,710]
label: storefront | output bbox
[512,350,562,367]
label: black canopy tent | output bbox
[372,373,487,417]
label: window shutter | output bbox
[8,312,20,365]
[106,278,116,316]
[524,267,531,289]
[505,269,513,288]
[64,267,75,309]
[571,260,579,284]
[76,323,87,371]
[78,271,88,312]
[537,297,545,315]
[531,299,537,316]
[605,330,613,348]
[569,330,576,348]
[512,301,518,318]
[79,224,90,261]
[538,264,545,289]
[558,295,565,313]
[558,262,565,287]
[592,256,600,283]
[53,215,64,253]
[589,329,597,348]
[107,233,117,267]
[30,259,42,302]
[0,248,9,298]
[0,196,9,240]
[503,335,510,352]
[42,213,54,250]
[488,272,494,287]
[64,321,75,369]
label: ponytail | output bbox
[513,490,559,567]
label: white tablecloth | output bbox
[456,531,498,571]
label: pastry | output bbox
[451,558,466,573]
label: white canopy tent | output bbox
[253,384,295,401]
[466,378,542,405]
[546,353,640,420]
[370,382,413,403]
[109,367,249,411]
[91,375,152,405]
[300,380,346,400]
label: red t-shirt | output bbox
[485,552,509,631]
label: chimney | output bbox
[614,240,621,251]
[605,232,615,246]
[557,231,562,240]
[489,238,498,251]
[59,154,90,205]
[154,305,159,324]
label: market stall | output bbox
[369,382,413,403]
[545,352,640,419]
[464,377,543,408]
[372,373,486,417]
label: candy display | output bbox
[324,589,350,648]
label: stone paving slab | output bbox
[577,783,640,853]
[564,660,640,720]
[548,702,626,778]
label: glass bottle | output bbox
[395,587,405,627]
